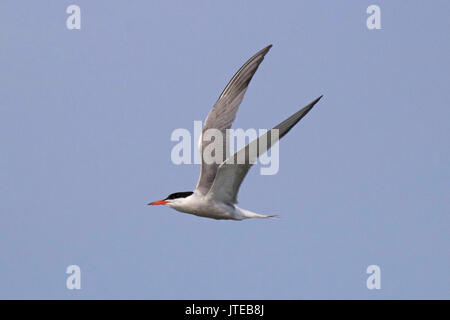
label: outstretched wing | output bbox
[195,45,273,195]
[206,96,323,204]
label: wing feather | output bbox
[206,96,323,204]
[195,45,273,194]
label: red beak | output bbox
[148,200,167,205]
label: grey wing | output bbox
[206,95,323,204]
[195,45,273,195]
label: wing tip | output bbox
[261,44,273,56]
[254,44,273,60]
[314,94,324,103]
[305,94,324,111]
[217,45,273,101]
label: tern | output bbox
[149,45,322,220]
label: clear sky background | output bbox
[1,1,449,299]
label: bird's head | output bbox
[148,191,194,207]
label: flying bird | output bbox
[149,45,322,220]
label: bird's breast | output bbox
[171,196,239,220]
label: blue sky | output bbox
[0,1,449,299]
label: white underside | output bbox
[166,191,274,220]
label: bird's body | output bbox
[164,190,271,220]
[149,45,322,220]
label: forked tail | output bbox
[239,208,279,220]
